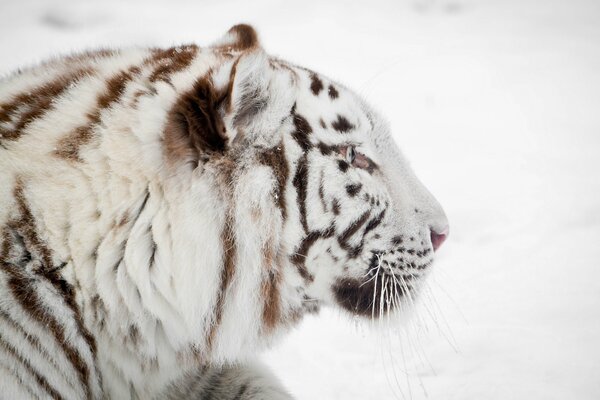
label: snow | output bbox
[2,0,599,398]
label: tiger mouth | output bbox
[332,270,422,318]
[332,247,434,317]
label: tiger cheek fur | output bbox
[0,23,447,399]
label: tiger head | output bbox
[164,25,448,348]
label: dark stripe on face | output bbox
[257,143,289,220]
[289,226,335,281]
[331,198,341,215]
[318,171,328,213]
[291,107,313,152]
[337,211,371,259]
[147,45,199,84]
[292,155,309,233]
[337,160,349,172]
[0,69,91,143]
[310,73,324,96]
[363,209,386,237]
[338,211,370,246]
[328,85,339,99]
[0,333,65,400]
[206,214,237,350]
[317,142,333,155]
[55,66,141,162]
[331,115,355,133]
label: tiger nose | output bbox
[430,226,449,252]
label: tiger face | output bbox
[169,25,449,327]
[274,66,449,318]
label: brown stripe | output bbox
[147,45,199,84]
[261,241,281,331]
[4,266,91,399]
[4,181,96,398]
[54,66,141,162]
[0,69,91,142]
[261,270,281,331]
[0,310,65,379]
[13,182,97,355]
[0,360,40,399]
[257,142,289,220]
[0,332,64,400]
[206,214,237,350]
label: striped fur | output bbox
[0,24,447,399]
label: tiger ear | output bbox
[164,49,273,167]
[210,24,261,52]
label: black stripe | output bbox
[363,209,386,238]
[292,155,309,233]
[290,225,335,281]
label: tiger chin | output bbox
[0,24,448,399]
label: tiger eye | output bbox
[346,146,356,164]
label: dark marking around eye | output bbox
[337,160,349,172]
[328,85,339,99]
[345,183,362,197]
[319,119,327,129]
[332,115,355,133]
[310,73,324,96]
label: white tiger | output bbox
[0,24,448,399]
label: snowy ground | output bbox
[1,0,599,399]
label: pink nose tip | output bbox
[430,226,449,251]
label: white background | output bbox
[1,0,599,398]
